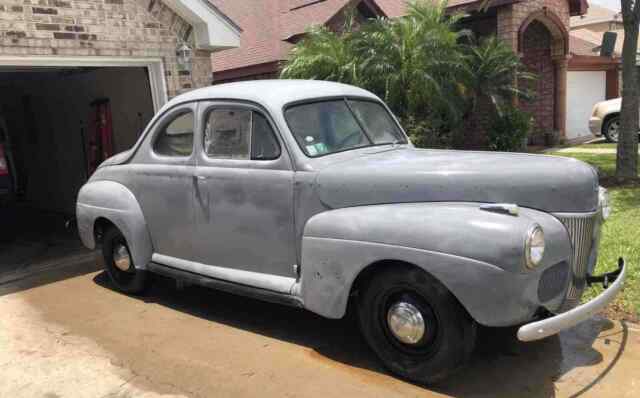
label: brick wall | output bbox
[325,2,370,33]
[520,20,555,138]
[215,70,278,84]
[496,0,570,141]
[0,0,214,97]
[460,13,498,40]
[496,0,570,53]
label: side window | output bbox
[153,111,194,157]
[204,108,280,160]
[251,112,280,160]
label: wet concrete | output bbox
[1,267,638,398]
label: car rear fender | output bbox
[76,180,152,270]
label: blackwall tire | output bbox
[357,265,476,384]
[603,116,620,143]
[102,227,148,294]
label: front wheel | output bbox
[102,227,148,294]
[357,266,476,384]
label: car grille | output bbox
[555,212,600,309]
[538,261,570,302]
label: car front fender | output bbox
[594,99,621,120]
[299,202,572,326]
[76,180,153,270]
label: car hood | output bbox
[315,148,599,213]
[598,98,621,108]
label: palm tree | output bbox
[280,1,531,149]
[458,36,534,117]
[453,36,535,147]
[281,1,462,119]
[355,1,465,119]
[280,18,362,85]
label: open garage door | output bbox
[0,64,158,279]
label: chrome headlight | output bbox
[524,225,545,269]
[599,186,611,220]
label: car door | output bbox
[192,101,297,279]
[128,103,197,261]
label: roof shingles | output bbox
[211,0,401,74]
[209,0,288,72]
[211,0,577,75]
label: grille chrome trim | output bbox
[554,211,600,308]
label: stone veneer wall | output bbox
[496,0,571,140]
[0,0,214,98]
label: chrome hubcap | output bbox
[113,244,132,272]
[386,302,426,345]
[608,121,620,141]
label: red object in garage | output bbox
[0,143,8,177]
[87,98,114,176]
[0,142,11,198]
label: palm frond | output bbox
[279,0,530,140]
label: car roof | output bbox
[161,80,381,112]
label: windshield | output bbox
[284,98,406,157]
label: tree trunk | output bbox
[617,1,640,178]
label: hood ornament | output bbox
[480,203,520,216]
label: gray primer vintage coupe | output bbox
[77,80,625,383]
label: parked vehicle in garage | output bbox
[77,80,625,383]
[590,97,640,142]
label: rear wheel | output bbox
[357,266,476,384]
[102,227,148,294]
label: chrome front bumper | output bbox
[518,259,626,342]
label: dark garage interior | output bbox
[0,66,155,278]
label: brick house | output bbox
[0,0,239,216]
[211,0,589,145]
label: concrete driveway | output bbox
[1,261,638,398]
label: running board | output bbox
[151,253,296,294]
[147,262,303,308]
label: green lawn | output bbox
[557,153,621,176]
[551,150,639,320]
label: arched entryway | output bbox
[518,11,569,144]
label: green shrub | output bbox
[280,1,535,151]
[487,107,532,152]
[401,115,452,149]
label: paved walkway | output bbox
[553,148,618,154]
[550,147,640,155]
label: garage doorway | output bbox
[0,60,164,280]
[567,71,606,141]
